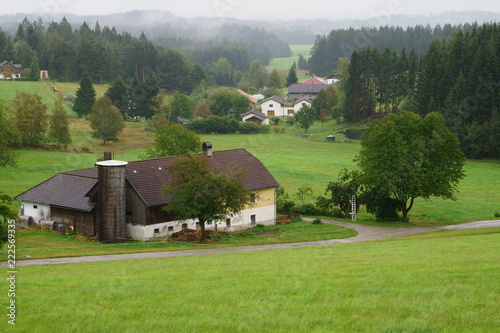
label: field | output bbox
[15,228,500,332]
[0,81,108,117]
[267,45,313,81]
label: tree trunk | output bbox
[198,220,207,243]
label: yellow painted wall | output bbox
[250,187,276,209]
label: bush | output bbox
[239,121,261,134]
[312,218,322,225]
[273,126,281,134]
[494,212,500,218]
[188,115,239,134]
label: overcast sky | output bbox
[5,0,500,20]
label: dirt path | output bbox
[3,219,499,267]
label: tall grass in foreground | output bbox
[16,228,500,332]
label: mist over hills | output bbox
[0,10,498,44]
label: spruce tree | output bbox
[73,71,96,117]
[29,54,40,81]
[286,65,298,86]
[105,77,130,118]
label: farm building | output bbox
[0,60,22,79]
[15,143,279,242]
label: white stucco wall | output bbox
[294,100,312,113]
[126,205,276,240]
[20,202,51,223]
[260,100,285,117]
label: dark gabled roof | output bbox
[124,149,278,206]
[242,109,267,121]
[16,148,278,209]
[261,95,285,105]
[15,173,97,212]
[288,83,330,94]
[294,96,314,105]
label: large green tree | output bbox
[0,100,18,167]
[163,154,254,242]
[356,111,465,221]
[294,105,317,133]
[89,96,125,145]
[143,124,201,158]
[73,71,96,117]
[12,92,48,147]
[48,99,71,147]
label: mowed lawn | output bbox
[15,228,500,332]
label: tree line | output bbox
[308,23,477,76]
[341,23,499,159]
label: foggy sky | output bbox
[5,0,500,20]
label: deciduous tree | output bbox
[48,99,71,148]
[12,92,47,147]
[143,124,201,158]
[89,96,124,145]
[294,105,316,133]
[0,101,18,167]
[163,154,254,242]
[356,111,465,221]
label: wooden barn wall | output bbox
[126,183,146,224]
[51,207,95,235]
[145,206,177,225]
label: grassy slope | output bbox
[0,81,108,117]
[267,45,313,81]
[16,228,500,332]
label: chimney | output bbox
[103,152,113,161]
[202,142,213,157]
[95,160,128,243]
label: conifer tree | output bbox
[29,54,40,81]
[286,64,298,86]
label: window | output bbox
[154,228,159,234]
[168,226,174,232]
[288,109,294,114]
[250,192,257,203]
[269,104,274,107]
[268,110,275,117]
[251,215,256,225]
[33,205,38,209]
[182,224,188,230]
[226,218,231,227]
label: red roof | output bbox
[300,76,327,85]
[237,89,258,104]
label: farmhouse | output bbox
[288,76,334,100]
[259,95,313,118]
[0,60,22,79]
[15,143,279,242]
[241,108,269,125]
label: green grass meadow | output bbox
[267,45,313,81]
[0,81,108,117]
[13,228,500,332]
